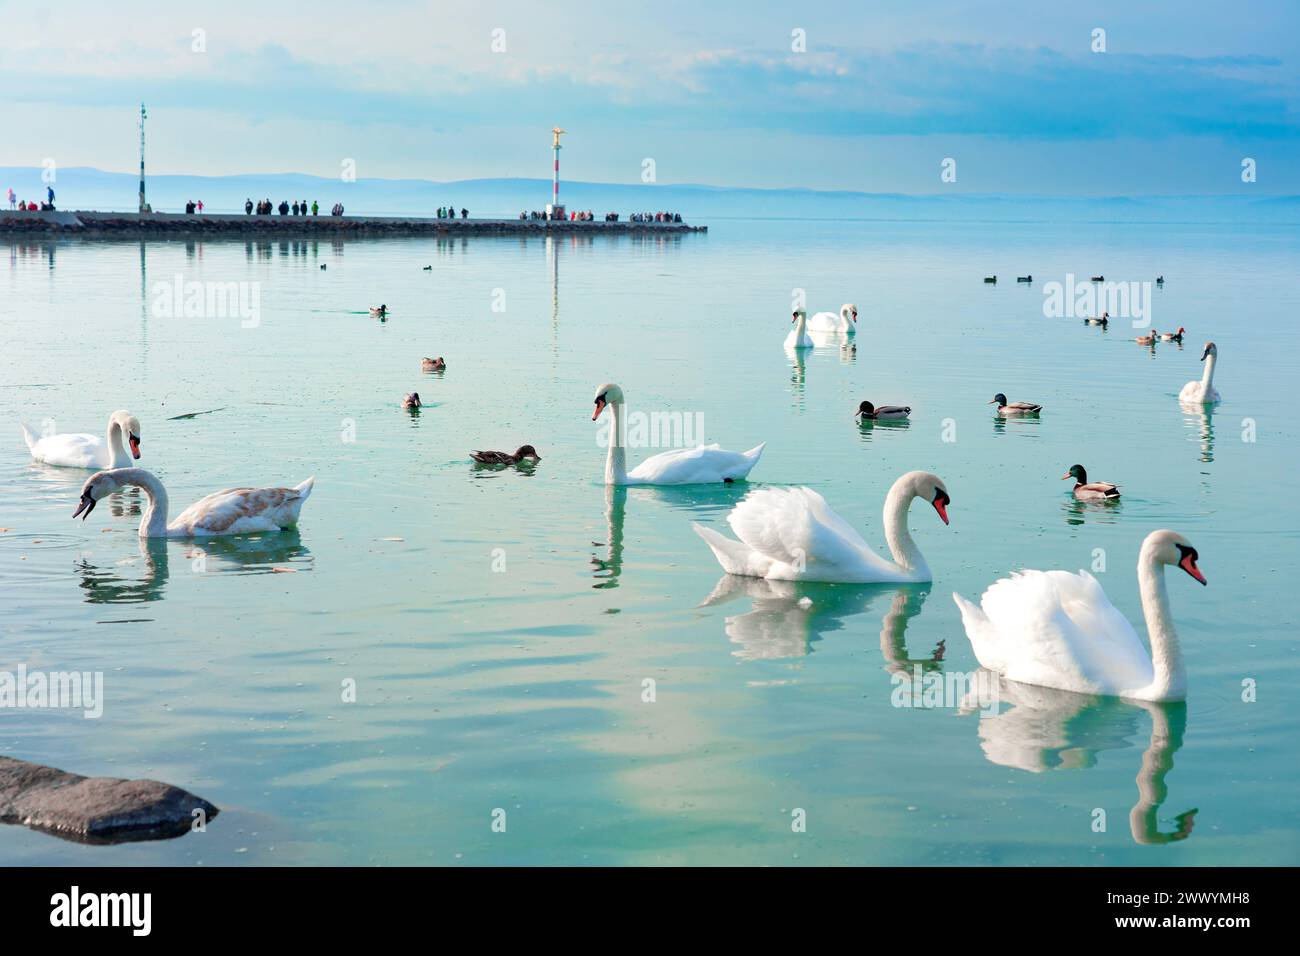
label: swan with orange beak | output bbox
[592,383,764,485]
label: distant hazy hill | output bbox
[2,167,1295,223]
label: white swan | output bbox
[20,410,141,469]
[74,467,314,538]
[1178,342,1221,405]
[952,530,1206,702]
[807,303,857,335]
[784,310,813,349]
[592,383,763,485]
[692,471,951,583]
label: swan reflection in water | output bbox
[961,676,1197,845]
[590,485,626,589]
[698,579,938,663]
[589,483,746,590]
[808,329,857,363]
[785,346,807,407]
[1179,400,1216,464]
[77,530,313,603]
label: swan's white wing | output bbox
[27,431,105,468]
[723,486,896,580]
[806,311,843,332]
[172,483,311,536]
[957,570,1152,696]
[627,443,761,484]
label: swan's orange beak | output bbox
[932,493,950,525]
[129,435,141,459]
[1179,553,1207,585]
[592,397,607,421]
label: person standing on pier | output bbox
[6,187,14,209]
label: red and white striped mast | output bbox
[550,127,565,218]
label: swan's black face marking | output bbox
[1175,543,1206,585]
[593,394,608,421]
[72,491,96,521]
[1200,345,1212,361]
[932,488,951,525]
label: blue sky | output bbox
[2,0,1297,194]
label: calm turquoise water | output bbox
[2,219,1297,865]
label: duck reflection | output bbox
[590,485,626,589]
[857,417,912,442]
[1179,400,1215,464]
[1061,495,1122,528]
[961,676,1196,845]
[698,579,933,662]
[992,415,1043,436]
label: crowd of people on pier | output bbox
[438,207,468,219]
[240,198,322,216]
[6,185,56,212]
[515,208,685,224]
[630,211,683,223]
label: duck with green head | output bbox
[1062,463,1120,500]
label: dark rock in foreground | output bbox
[0,755,218,845]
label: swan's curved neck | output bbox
[116,468,170,537]
[604,401,628,485]
[1137,547,1186,699]
[1201,353,1217,390]
[794,313,808,336]
[105,420,129,468]
[882,481,928,578]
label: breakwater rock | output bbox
[1,210,706,238]
[0,755,218,844]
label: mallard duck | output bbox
[422,265,432,271]
[471,444,541,465]
[1090,275,1104,282]
[989,393,1042,415]
[1062,464,1120,500]
[983,276,997,284]
[1161,327,1185,343]
[1135,330,1158,346]
[856,400,911,421]
[320,264,327,271]
[370,304,388,317]
[1085,311,1109,327]
[402,392,421,409]
[1016,275,1032,283]
[421,356,447,372]
[1156,275,1165,285]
